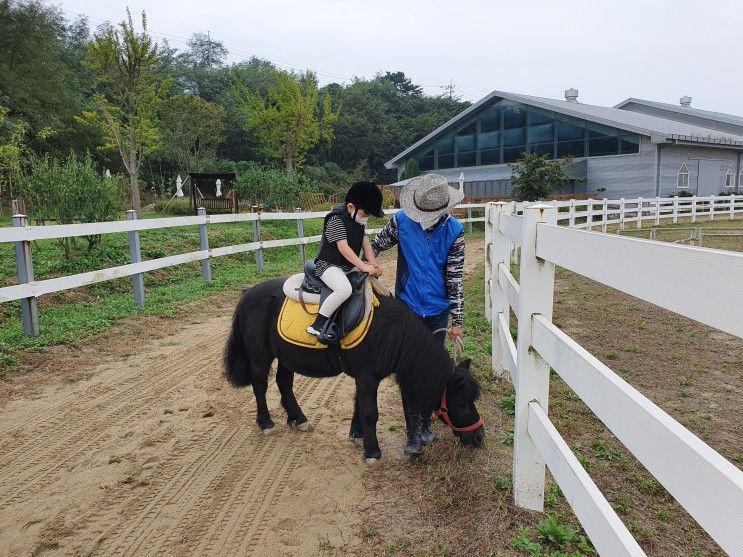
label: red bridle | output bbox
[434,388,484,433]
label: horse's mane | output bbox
[370,294,453,413]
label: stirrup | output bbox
[316,322,340,345]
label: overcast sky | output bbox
[50,0,742,114]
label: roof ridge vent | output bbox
[565,87,579,103]
[680,95,692,107]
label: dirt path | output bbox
[0,237,484,557]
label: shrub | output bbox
[676,190,694,197]
[233,162,322,210]
[404,158,420,179]
[153,198,192,215]
[509,153,580,202]
[20,153,127,253]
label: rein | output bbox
[434,387,484,433]
[430,330,481,432]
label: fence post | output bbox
[602,198,608,232]
[709,195,715,221]
[637,196,643,229]
[197,207,212,283]
[12,214,40,337]
[691,195,697,223]
[655,196,661,225]
[488,202,514,378]
[568,199,575,228]
[485,203,493,323]
[296,207,306,265]
[513,203,557,511]
[586,199,593,231]
[673,196,679,223]
[698,227,703,247]
[467,207,473,234]
[251,205,264,272]
[619,198,625,230]
[126,210,145,306]
[730,195,736,220]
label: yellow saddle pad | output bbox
[277,294,378,350]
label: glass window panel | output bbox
[556,118,585,141]
[479,108,500,133]
[502,127,526,147]
[677,164,690,189]
[587,121,619,139]
[438,153,455,168]
[457,151,476,167]
[529,107,554,125]
[619,134,640,154]
[457,121,476,136]
[502,104,526,129]
[504,146,526,163]
[588,136,619,156]
[436,137,454,155]
[455,134,475,152]
[528,123,554,144]
[557,140,585,158]
[479,131,499,149]
[529,142,554,158]
[480,148,500,165]
[417,149,434,171]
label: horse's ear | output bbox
[457,358,472,372]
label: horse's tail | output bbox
[223,306,252,387]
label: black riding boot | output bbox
[419,414,437,445]
[404,415,423,455]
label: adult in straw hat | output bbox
[371,173,465,453]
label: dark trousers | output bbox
[418,309,449,346]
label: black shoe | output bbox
[420,415,437,445]
[313,321,339,345]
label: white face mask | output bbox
[354,213,369,226]
[419,214,442,230]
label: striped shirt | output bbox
[371,214,465,327]
[315,214,362,276]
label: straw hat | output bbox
[400,174,465,227]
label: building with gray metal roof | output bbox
[385,90,743,199]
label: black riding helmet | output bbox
[345,181,385,218]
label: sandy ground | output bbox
[0,238,484,557]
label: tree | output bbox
[182,32,228,70]
[382,71,423,97]
[0,105,27,199]
[20,153,126,254]
[159,94,226,172]
[509,153,576,202]
[232,70,337,174]
[404,158,420,180]
[77,9,168,215]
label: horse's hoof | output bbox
[365,457,379,465]
[349,434,363,446]
[296,420,312,432]
[404,443,423,456]
[262,427,276,436]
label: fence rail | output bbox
[0,206,486,335]
[484,202,743,556]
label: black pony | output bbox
[223,277,485,461]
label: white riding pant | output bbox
[318,266,352,318]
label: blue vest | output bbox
[395,211,463,318]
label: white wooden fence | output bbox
[552,194,743,232]
[0,205,486,336]
[484,202,743,556]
